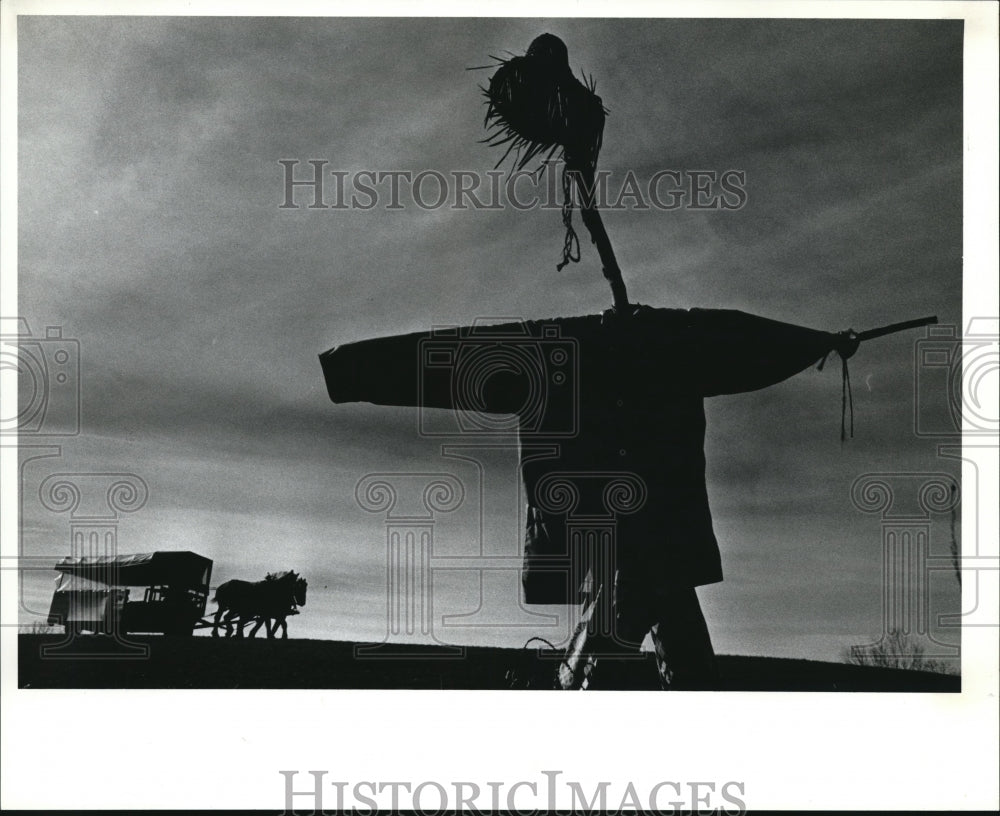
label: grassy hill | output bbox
[18,634,959,691]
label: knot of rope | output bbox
[556,164,581,271]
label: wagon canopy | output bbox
[53,551,212,590]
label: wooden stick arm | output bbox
[834,315,938,360]
[856,315,938,342]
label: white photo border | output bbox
[1,1,997,811]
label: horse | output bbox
[212,571,307,638]
[211,571,307,639]
[252,571,308,639]
[250,571,307,639]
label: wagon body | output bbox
[47,551,213,636]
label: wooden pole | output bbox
[856,315,938,342]
[570,163,631,314]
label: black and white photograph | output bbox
[2,1,997,812]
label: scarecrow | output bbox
[320,35,934,689]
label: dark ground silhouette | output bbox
[19,634,959,691]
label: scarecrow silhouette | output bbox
[320,34,934,689]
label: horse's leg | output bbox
[279,617,288,639]
[212,607,223,637]
[265,616,276,640]
[224,609,238,638]
[249,616,265,639]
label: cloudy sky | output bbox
[14,16,964,662]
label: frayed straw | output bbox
[479,36,607,272]
[477,34,629,311]
[481,49,606,173]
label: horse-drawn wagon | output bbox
[47,551,213,636]
[47,552,308,638]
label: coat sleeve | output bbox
[682,308,839,396]
[319,320,540,411]
[320,330,433,407]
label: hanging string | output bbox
[556,164,581,271]
[841,354,854,443]
[818,347,855,443]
